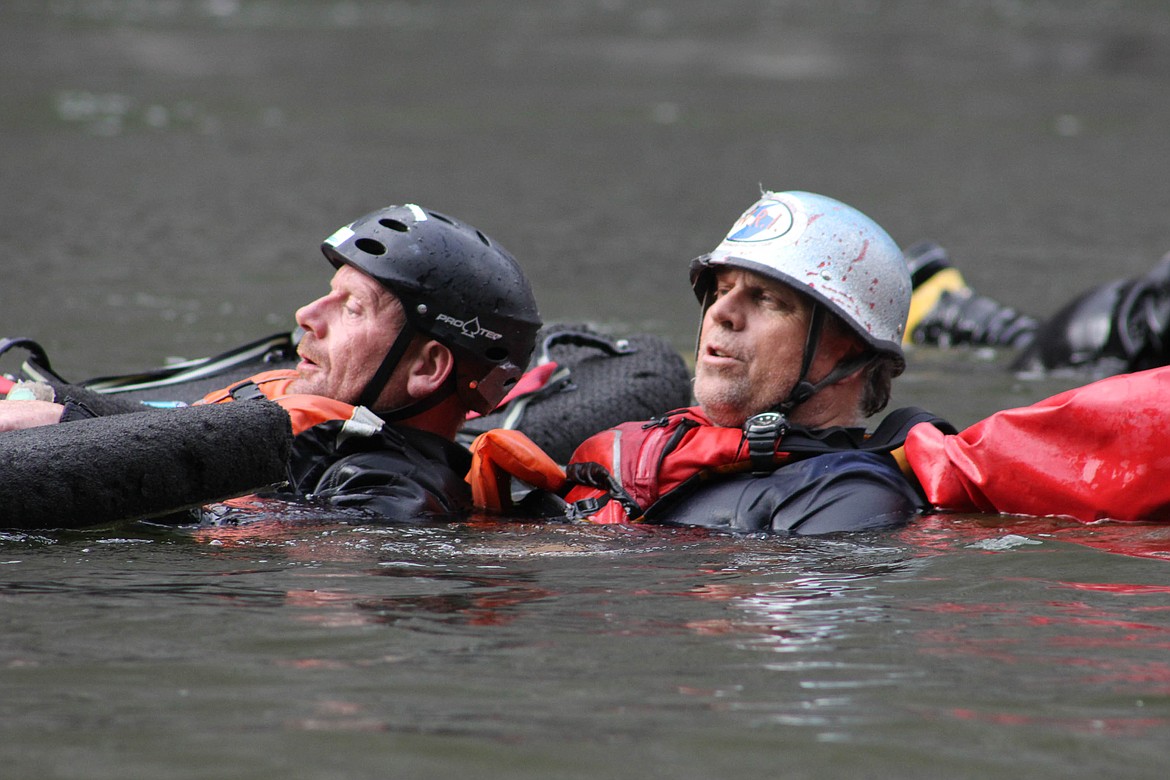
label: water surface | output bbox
[3,1,1170,777]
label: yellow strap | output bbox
[889,444,928,497]
[904,266,969,344]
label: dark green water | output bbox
[5,519,1170,779]
[3,1,1170,777]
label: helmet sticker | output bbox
[323,225,355,248]
[724,196,805,244]
[436,313,502,341]
[405,203,428,222]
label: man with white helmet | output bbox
[690,190,909,429]
[545,189,1170,531]
[560,190,944,534]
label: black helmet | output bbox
[320,204,542,416]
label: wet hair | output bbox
[859,354,898,418]
[822,310,896,420]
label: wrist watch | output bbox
[743,411,788,474]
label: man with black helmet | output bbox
[1,204,543,523]
[560,191,939,534]
[302,204,542,423]
[250,203,542,521]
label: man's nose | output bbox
[294,296,325,333]
[707,290,744,329]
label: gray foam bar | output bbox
[0,401,292,530]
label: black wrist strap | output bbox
[743,411,789,475]
[59,398,100,423]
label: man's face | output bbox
[693,267,851,427]
[288,264,404,404]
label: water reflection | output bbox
[350,569,551,629]
[6,0,1170,772]
[0,562,290,608]
[6,514,1170,767]
[181,519,723,635]
[903,513,1170,563]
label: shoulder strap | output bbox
[197,369,364,437]
[864,406,957,448]
[776,407,955,455]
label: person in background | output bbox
[903,239,1170,376]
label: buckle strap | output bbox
[228,380,265,401]
[565,460,645,521]
[565,495,605,522]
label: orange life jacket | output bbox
[196,369,364,437]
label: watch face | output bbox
[747,412,782,430]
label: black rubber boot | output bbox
[1011,251,1170,374]
[904,241,1040,350]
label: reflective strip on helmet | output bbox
[324,225,354,247]
[405,204,428,222]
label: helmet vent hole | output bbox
[475,230,491,247]
[484,346,509,363]
[354,237,386,255]
[378,218,409,233]
[431,212,455,225]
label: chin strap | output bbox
[376,377,456,423]
[775,303,876,416]
[745,306,876,474]
[356,323,416,411]
[776,304,826,414]
[355,321,460,422]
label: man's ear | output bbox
[405,340,456,399]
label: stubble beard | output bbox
[693,366,755,428]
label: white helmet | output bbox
[690,190,910,372]
[690,190,910,414]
